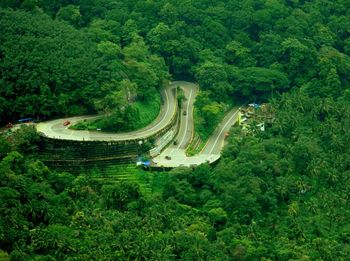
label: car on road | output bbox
[165,156,172,160]
[183,110,187,116]
[63,120,71,126]
[173,140,178,145]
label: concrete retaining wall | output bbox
[38,88,179,169]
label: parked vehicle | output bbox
[183,110,187,116]
[18,118,32,123]
[165,156,172,160]
[63,120,71,126]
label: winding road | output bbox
[36,84,177,141]
[36,81,241,167]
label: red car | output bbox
[63,120,71,126]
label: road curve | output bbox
[152,108,241,168]
[37,81,241,167]
[152,86,241,168]
[201,107,241,155]
[36,82,178,141]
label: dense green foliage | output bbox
[2,0,350,125]
[71,92,161,132]
[1,0,350,259]
[194,91,228,141]
[0,7,168,125]
[2,94,350,259]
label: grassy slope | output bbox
[186,106,227,156]
[88,164,169,196]
[132,96,161,130]
[70,94,161,132]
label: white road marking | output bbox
[38,82,242,167]
[208,107,242,154]
[168,87,193,155]
[40,87,173,141]
[177,88,193,149]
[142,88,170,133]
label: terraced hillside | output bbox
[87,164,169,196]
[38,137,141,172]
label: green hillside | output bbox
[1,0,350,259]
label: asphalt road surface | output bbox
[152,107,241,168]
[37,81,241,167]
[168,82,198,152]
[201,107,240,155]
[153,83,241,168]
[36,83,177,141]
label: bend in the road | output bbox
[147,88,169,133]
[37,80,241,168]
[36,84,177,141]
[207,108,241,154]
[153,99,241,168]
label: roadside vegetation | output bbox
[1,0,350,259]
[0,9,169,125]
[88,164,169,196]
[70,93,161,132]
[186,95,229,156]
[176,85,186,106]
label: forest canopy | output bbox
[1,0,350,259]
[0,7,169,124]
[2,0,350,124]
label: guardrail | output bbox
[149,110,180,157]
[38,87,179,146]
[37,87,180,169]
